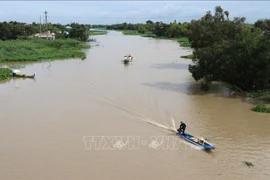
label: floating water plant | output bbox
[243,161,254,167]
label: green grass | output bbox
[90,30,108,35]
[141,33,157,38]
[180,54,194,59]
[176,37,191,47]
[118,30,155,37]
[0,38,90,62]
[0,68,12,81]
[120,30,143,35]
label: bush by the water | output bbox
[0,38,90,62]
[0,68,12,81]
[247,90,270,99]
[252,104,270,113]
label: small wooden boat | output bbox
[123,55,134,64]
[176,132,215,150]
[13,73,36,78]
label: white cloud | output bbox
[0,1,270,24]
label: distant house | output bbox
[64,26,72,35]
[34,31,55,40]
[66,26,72,30]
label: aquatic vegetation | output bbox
[180,54,194,59]
[0,38,90,62]
[0,67,12,81]
[243,161,254,167]
[252,104,270,113]
[176,37,191,47]
[90,30,108,35]
[120,30,145,36]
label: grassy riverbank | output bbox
[247,91,270,113]
[180,54,194,59]
[176,37,191,47]
[119,30,156,37]
[90,29,108,35]
[0,39,90,62]
[119,30,191,47]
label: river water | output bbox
[0,31,269,180]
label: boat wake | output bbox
[138,116,177,133]
[86,79,177,132]
[85,79,201,151]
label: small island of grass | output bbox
[0,68,12,81]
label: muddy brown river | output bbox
[0,31,269,180]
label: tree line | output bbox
[0,21,90,41]
[106,20,189,38]
[104,9,270,92]
[187,6,270,92]
[1,6,270,92]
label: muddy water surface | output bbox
[0,31,269,180]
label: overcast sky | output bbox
[0,1,269,24]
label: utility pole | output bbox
[45,10,48,40]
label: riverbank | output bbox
[118,30,193,58]
[90,29,108,35]
[119,30,155,37]
[118,30,190,47]
[247,91,270,113]
[0,38,90,62]
[180,54,194,59]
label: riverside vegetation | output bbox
[0,21,90,81]
[101,6,270,112]
[0,22,91,62]
[106,21,191,48]
[0,39,89,62]
[186,6,270,112]
[1,6,270,112]
[0,68,12,81]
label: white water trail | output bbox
[170,116,177,132]
[137,116,177,132]
[86,80,202,151]
[86,79,177,132]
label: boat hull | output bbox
[176,132,215,150]
[123,56,133,63]
[13,73,36,78]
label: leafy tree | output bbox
[188,6,270,91]
[69,23,90,41]
[255,19,270,38]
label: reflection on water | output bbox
[0,31,269,180]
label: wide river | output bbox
[0,31,269,180]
